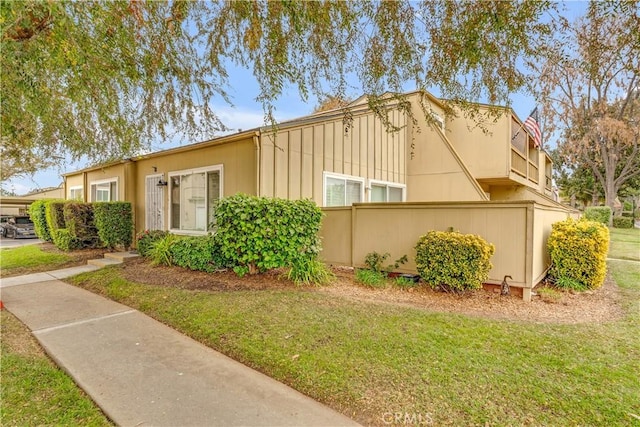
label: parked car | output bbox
[3,216,37,239]
[0,215,10,237]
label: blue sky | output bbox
[5,1,588,195]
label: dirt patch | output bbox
[120,260,624,325]
[121,258,298,291]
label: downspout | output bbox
[253,134,261,197]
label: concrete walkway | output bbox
[1,265,360,427]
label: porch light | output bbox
[157,179,168,187]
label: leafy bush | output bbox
[64,202,100,248]
[415,230,495,292]
[215,194,323,276]
[364,252,408,274]
[287,256,335,286]
[28,199,53,242]
[170,235,222,272]
[136,230,170,257]
[45,200,66,233]
[93,202,133,249]
[613,216,634,229]
[52,229,81,251]
[147,233,178,266]
[623,200,633,212]
[355,268,387,288]
[583,206,611,225]
[547,218,609,290]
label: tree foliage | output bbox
[2,0,554,181]
[531,2,640,211]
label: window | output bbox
[323,172,364,207]
[90,179,118,202]
[369,180,405,202]
[68,186,83,201]
[169,165,223,233]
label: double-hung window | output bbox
[169,165,223,234]
[323,172,364,207]
[90,179,118,202]
[369,180,405,202]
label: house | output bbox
[62,90,572,300]
[0,184,64,216]
[63,91,557,232]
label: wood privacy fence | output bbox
[319,201,576,301]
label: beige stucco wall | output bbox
[259,109,407,206]
[132,137,257,233]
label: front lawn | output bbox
[68,260,640,426]
[0,310,112,426]
[608,227,640,261]
[0,244,72,271]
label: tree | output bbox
[2,0,554,181]
[532,2,640,212]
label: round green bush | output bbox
[414,230,495,292]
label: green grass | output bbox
[608,227,640,261]
[0,244,72,271]
[68,263,640,426]
[0,311,111,426]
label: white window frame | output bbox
[89,178,118,202]
[368,179,406,202]
[168,164,224,235]
[68,185,83,201]
[322,171,365,207]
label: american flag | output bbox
[524,107,542,148]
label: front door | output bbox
[145,174,165,230]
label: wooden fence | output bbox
[319,201,575,301]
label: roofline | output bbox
[62,130,260,176]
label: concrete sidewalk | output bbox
[1,267,360,426]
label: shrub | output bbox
[215,194,323,276]
[613,216,634,229]
[64,202,100,248]
[394,275,419,288]
[28,199,53,242]
[136,230,170,257]
[45,200,66,233]
[635,208,640,219]
[547,218,609,290]
[623,200,633,212]
[52,229,81,251]
[355,268,387,288]
[170,235,222,272]
[147,233,178,266]
[364,252,408,275]
[93,202,133,249]
[583,206,611,225]
[415,230,495,292]
[287,256,335,286]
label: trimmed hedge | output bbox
[613,216,634,229]
[28,199,53,242]
[53,229,81,251]
[547,219,609,290]
[170,235,222,272]
[46,201,69,249]
[64,202,100,248]
[214,194,323,276]
[415,230,495,292]
[93,202,133,249]
[583,206,612,225]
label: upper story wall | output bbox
[259,107,407,206]
[405,93,488,202]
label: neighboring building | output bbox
[62,90,559,237]
[0,184,63,216]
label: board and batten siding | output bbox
[259,109,407,206]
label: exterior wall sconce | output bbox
[157,179,168,187]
